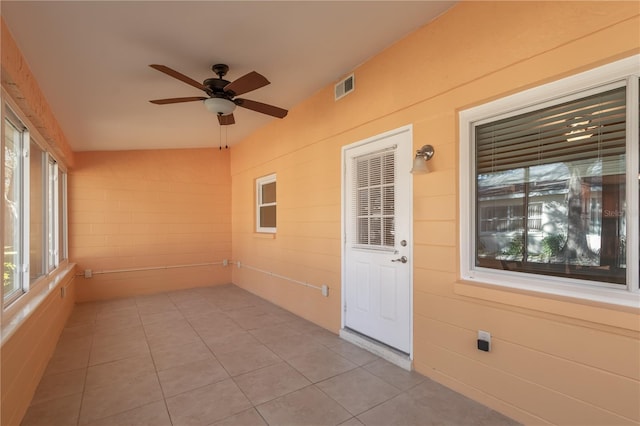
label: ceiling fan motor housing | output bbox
[149,62,287,122]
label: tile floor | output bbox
[21,284,520,426]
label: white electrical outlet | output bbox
[222,259,228,267]
[477,330,491,352]
[84,269,92,278]
[478,330,491,342]
[321,285,329,297]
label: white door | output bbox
[342,126,412,354]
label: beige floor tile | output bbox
[96,305,139,322]
[84,400,172,426]
[308,328,343,347]
[248,323,302,344]
[20,393,82,426]
[85,353,156,390]
[213,298,256,312]
[233,362,311,405]
[195,322,245,345]
[143,318,195,339]
[139,309,185,326]
[144,320,201,350]
[339,417,365,426]
[264,334,327,360]
[166,378,252,425]
[53,334,93,356]
[188,311,237,328]
[58,322,96,340]
[213,408,268,426]
[286,317,326,334]
[22,285,519,426]
[233,312,286,330]
[44,348,91,376]
[225,306,267,320]
[410,379,521,426]
[215,344,282,376]
[137,301,177,316]
[286,347,357,383]
[79,372,163,424]
[88,335,150,366]
[147,331,204,353]
[91,325,146,349]
[176,300,219,318]
[355,392,433,426]
[363,358,425,391]
[64,308,98,327]
[204,330,262,355]
[93,314,142,334]
[316,368,401,415]
[328,341,381,366]
[150,338,214,371]
[257,385,352,426]
[98,298,137,313]
[158,358,229,397]
[30,368,86,405]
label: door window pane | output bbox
[354,151,395,248]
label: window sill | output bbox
[1,262,76,346]
[253,232,276,239]
[454,279,640,332]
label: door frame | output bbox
[340,124,414,358]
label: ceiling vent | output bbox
[335,74,354,101]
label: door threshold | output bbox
[339,328,412,371]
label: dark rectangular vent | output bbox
[335,74,355,100]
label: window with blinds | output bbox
[474,84,629,285]
[353,150,395,249]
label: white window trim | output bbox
[256,173,276,234]
[459,55,640,308]
[2,89,70,318]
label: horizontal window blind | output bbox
[353,149,395,248]
[476,87,626,175]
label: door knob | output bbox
[391,256,407,263]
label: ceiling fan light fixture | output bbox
[204,97,236,115]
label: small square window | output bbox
[256,174,276,233]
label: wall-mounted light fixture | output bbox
[410,144,435,174]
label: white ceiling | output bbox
[1,1,455,152]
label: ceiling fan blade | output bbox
[224,71,270,96]
[235,98,288,118]
[149,97,207,105]
[149,64,206,91]
[218,113,235,125]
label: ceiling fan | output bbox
[149,63,288,125]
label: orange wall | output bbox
[0,268,76,426]
[230,2,640,425]
[69,149,232,301]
